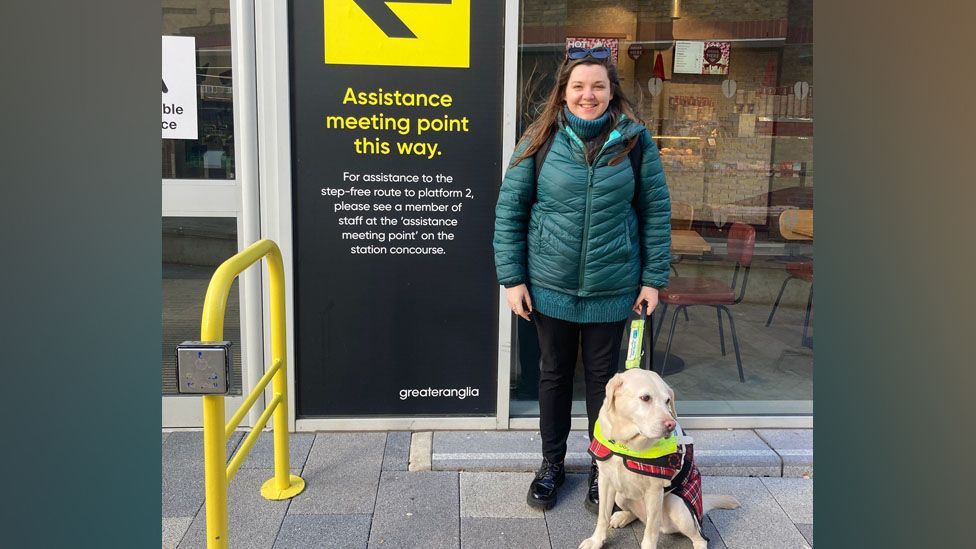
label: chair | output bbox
[653,222,756,382]
[766,209,813,348]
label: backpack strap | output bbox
[629,132,644,189]
[533,131,557,185]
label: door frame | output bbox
[162,0,264,428]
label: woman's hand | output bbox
[506,284,533,321]
[632,286,659,315]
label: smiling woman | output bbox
[501,0,814,514]
[493,46,673,512]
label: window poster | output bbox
[161,36,198,139]
[289,0,504,416]
[673,40,731,75]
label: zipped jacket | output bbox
[493,115,671,295]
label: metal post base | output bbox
[261,474,306,500]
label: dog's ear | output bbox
[604,374,624,413]
[667,385,678,420]
[600,374,626,440]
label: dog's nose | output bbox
[663,419,676,433]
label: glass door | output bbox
[162,0,261,426]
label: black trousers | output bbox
[533,311,627,463]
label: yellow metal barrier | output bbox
[198,239,305,548]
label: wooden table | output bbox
[791,225,813,238]
[671,229,711,255]
[780,209,814,240]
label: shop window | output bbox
[162,217,242,395]
[512,0,813,417]
[162,0,234,180]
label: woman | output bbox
[493,46,672,512]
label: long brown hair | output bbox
[511,56,643,168]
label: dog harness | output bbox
[588,420,705,533]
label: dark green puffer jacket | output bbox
[493,115,671,296]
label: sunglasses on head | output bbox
[567,46,612,60]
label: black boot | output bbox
[526,458,565,510]
[585,461,600,514]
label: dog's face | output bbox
[600,369,677,445]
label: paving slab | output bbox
[179,468,291,549]
[432,430,591,472]
[272,514,372,549]
[163,517,193,549]
[755,429,813,478]
[686,430,781,477]
[544,473,640,549]
[382,431,411,471]
[409,431,432,471]
[796,523,813,546]
[162,432,252,518]
[461,517,550,549]
[760,477,813,524]
[701,476,810,549]
[288,432,386,514]
[162,460,206,518]
[233,431,315,471]
[367,470,460,548]
[163,431,246,468]
[460,472,544,518]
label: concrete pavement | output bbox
[162,429,813,548]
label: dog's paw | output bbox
[578,536,605,549]
[609,510,636,528]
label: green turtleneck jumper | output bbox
[527,107,638,324]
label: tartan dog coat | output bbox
[588,420,705,533]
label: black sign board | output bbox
[289,0,503,416]
[627,43,643,61]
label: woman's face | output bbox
[563,63,612,120]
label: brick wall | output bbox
[522,0,792,37]
[664,0,788,21]
[518,0,813,227]
[522,0,790,25]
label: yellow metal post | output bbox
[197,240,305,549]
[202,395,229,549]
[260,244,304,499]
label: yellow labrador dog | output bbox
[579,369,739,549]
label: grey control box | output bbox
[176,341,232,395]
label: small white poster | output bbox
[673,41,704,74]
[162,36,198,140]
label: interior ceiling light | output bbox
[671,0,682,19]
